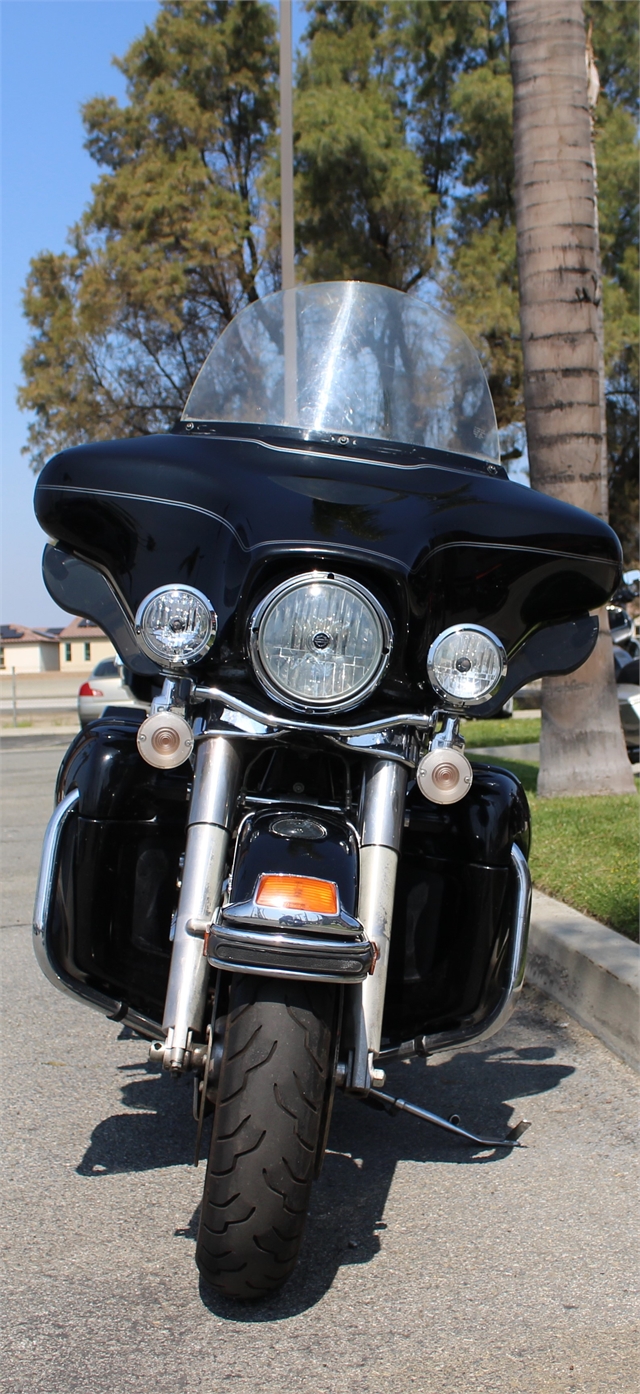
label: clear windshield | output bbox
[182,281,499,463]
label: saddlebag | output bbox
[46,710,190,1028]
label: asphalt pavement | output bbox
[1,738,638,1394]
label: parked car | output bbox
[78,658,137,726]
[615,653,640,764]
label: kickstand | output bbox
[368,1090,531,1148]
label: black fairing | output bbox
[48,710,530,1042]
[35,428,621,714]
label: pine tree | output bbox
[292,2,434,289]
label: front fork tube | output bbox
[350,759,408,1091]
[162,736,242,1071]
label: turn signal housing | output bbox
[416,747,473,805]
[255,874,339,915]
[136,711,194,769]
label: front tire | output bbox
[196,975,336,1300]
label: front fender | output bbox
[229,809,359,913]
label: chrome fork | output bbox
[350,758,408,1091]
[161,735,242,1071]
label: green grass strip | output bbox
[470,756,639,942]
[461,717,540,747]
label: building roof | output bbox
[0,624,60,646]
[0,618,107,644]
[57,617,107,640]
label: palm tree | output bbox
[507,0,635,796]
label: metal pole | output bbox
[279,0,295,293]
[11,667,17,727]
[279,0,297,424]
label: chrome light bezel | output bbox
[135,584,217,667]
[249,571,393,713]
[427,623,507,706]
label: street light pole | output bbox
[279,0,295,293]
[279,0,297,422]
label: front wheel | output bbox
[196,975,337,1300]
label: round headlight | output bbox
[250,573,392,711]
[427,625,507,704]
[135,586,217,666]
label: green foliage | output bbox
[294,9,434,288]
[447,220,521,426]
[450,64,513,232]
[584,0,639,111]
[472,755,639,941]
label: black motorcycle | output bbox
[33,282,620,1300]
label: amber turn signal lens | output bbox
[255,874,339,914]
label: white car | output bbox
[77,659,137,727]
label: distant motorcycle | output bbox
[33,282,622,1299]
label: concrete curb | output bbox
[526,890,639,1071]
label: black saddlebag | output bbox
[382,764,530,1044]
[52,710,190,1025]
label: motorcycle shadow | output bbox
[74,1030,574,1317]
[76,1064,203,1176]
[196,1041,575,1322]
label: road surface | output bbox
[1,737,637,1394]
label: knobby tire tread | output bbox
[196,975,335,1300]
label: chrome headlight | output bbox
[249,572,392,711]
[427,624,507,704]
[135,585,217,666]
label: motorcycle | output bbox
[32,281,621,1300]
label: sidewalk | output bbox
[527,891,639,1071]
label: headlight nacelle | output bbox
[135,585,217,666]
[249,572,392,712]
[427,624,507,705]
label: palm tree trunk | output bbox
[507,0,635,796]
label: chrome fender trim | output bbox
[32,787,162,1039]
[206,922,374,983]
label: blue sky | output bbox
[2,1,159,624]
[1,0,306,626]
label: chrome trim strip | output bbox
[32,788,164,1039]
[39,484,248,550]
[180,430,501,474]
[41,485,614,570]
[377,842,532,1061]
[206,923,374,982]
[33,789,81,944]
[193,683,436,740]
